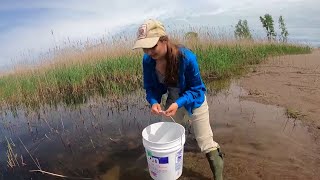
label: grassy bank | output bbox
[0,40,311,111]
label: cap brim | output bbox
[132,37,160,50]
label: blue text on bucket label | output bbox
[148,155,169,164]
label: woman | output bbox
[132,19,224,180]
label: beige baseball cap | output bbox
[132,19,166,49]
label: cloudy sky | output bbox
[0,0,319,70]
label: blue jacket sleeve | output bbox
[175,52,205,108]
[142,55,159,106]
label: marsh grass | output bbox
[6,136,20,168]
[285,108,305,119]
[0,30,311,112]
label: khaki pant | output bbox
[162,95,219,153]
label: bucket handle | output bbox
[160,111,184,147]
[168,115,177,123]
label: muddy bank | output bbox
[240,49,320,139]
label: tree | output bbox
[234,19,252,40]
[260,14,276,41]
[278,15,289,42]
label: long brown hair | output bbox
[159,36,182,87]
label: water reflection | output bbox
[0,81,319,180]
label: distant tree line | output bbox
[183,14,289,43]
[234,14,289,42]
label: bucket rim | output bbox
[142,122,185,145]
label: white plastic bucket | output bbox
[142,122,186,180]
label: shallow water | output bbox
[0,81,319,180]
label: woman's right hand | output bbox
[151,103,162,115]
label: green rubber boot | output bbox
[205,148,224,180]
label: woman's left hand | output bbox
[165,103,178,117]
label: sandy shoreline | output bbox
[240,49,320,140]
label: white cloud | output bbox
[0,0,180,66]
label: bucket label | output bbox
[175,149,183,171]
[146,152,169,177]
[147,150,152,157]
[148,155,169,164]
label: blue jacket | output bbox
[142,47,207,115]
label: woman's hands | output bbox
[164,103,178,117]
[151,103,178,117]
[151,103,162,115]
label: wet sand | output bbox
[180,83,320,180]
[240,49,320,138]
